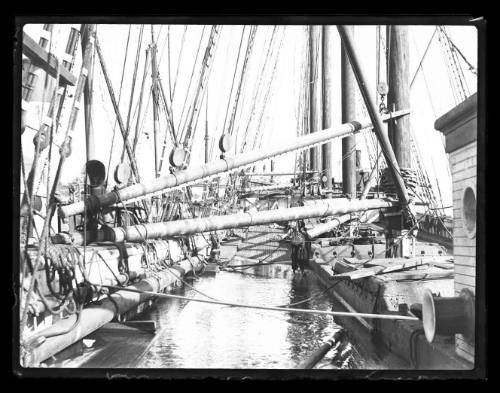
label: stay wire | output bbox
[177,26,207,140]
[239,27,277,153]
[91,283,419,321]
[105,25,132,186]
[172,25,188,100]
[222,26,246,136]
[410,27,438,87]
[120,25,144,163]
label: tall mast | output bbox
[341,26,357,198]
[384,26,414,257]
[81,25,96,161]
[308,26,322,174]
[336,26,411,211]
[150,25,160,177]
[387,25,412,168]
[321,26,334,190]
[205,87,209,164]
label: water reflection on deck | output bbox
[134,263,395,369]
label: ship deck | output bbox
[309,243,473,369]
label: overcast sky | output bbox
[22,23,477,213]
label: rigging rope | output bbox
[120,25,144,163]
[177,26,207,139]
[105,25,132,186]
[227,26,258,139]
[91,283,419,321]
[238,26,278,154]
[255,28,285,150]
[184,26,220,156]
[172,25,188,100]
[20,25,96,339]
[221,26,247,136]
[410,27,438,88]
[167,26,172,101]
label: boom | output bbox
[58,120,372,218]
[53,198,398,245]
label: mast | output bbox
[308,26,322,174]
[386,25,412,256]
[321,26,334,190]
[205,87,209,164]
[341,26,357,198]
[387,26,412,168]
[150,26,160,177]
[337,26,411,210]
[81,24,96,161]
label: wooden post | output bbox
[341,26,357,198]
[387,25,412,168]
[322,26,334,189]
[309,26,322,174]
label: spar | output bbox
[53,197,398,245]
[58,120,372,218]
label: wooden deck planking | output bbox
[75,324,156,368]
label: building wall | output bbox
[435,93,477,365]
[450,139,476,364]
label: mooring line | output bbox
[92,283,419,321]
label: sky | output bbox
[21,23,478,216]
